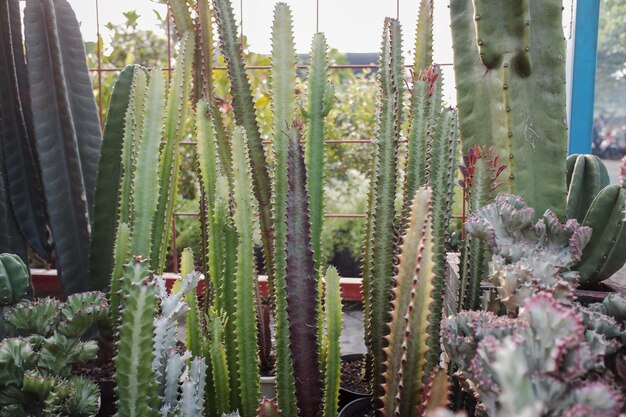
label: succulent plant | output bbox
[444,292,623,417]
[0,291,108,415]
[565,154,610,223]
[114,258,208,417]
[464,193,592,313]
[450,0,569,220]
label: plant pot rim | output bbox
[338,397,373,417]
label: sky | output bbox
[66,0,575,105]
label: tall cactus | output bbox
[381,187,436,417]
[89,65,136,291]
[213,0,275,281]
[323,266,342,417]
[231,126,260,417]
[285,126,321,417]
[269,4,298,416]
[362,18,404,398]
[450,0,568,219]
[151,32,195,272]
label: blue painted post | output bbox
[568,0,600,155]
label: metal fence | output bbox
[85,0,462,274]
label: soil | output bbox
[340,357,371,395]
[72,337,117,416]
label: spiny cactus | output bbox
[231,126,260,417]
[450,0,568,219]
[207,308,232,416]
[458,146,507,311]
[90,65,137,291]
[444,293,623,417]
[0,291,107,415]
[213,0,275,283]
[269,5,298,415]
[381,187,436,417]
[285,125,322,417]
[114,258,208,417]
[362,17,404,398]
[323,266,342,417]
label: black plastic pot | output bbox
[339,354,372,410]
[338,397,373,417]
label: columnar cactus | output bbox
[285,125,321,417]
[270,5,298,415]
[362,17,404,398]
[450,0,568,219]
[381,187,436,417]
[0,253,32,339]
[566,154,610,223]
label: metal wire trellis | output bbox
[89,0,464,274]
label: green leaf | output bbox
[24,0,102,294]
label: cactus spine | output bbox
[285,126,322,417]
[363,18,404,398]
[381,187,436,417]
[269,4,298,416]
[151,32,195,272]
[214,0,275,282]
[90,65,136,291]
[231,126,260,417]
[450,0,568,219]
[323,266,342,417]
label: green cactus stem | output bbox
[323,266,342,417]
[89,65,136,291]
[363,18,404,397]
[450,0,568,219]
[213,0,275,282]
[0,253,31,306]
[269,4,298,416]
[381,187,435,417]
[208,309,232,416]
[304,32,333,275]
[285,126,322,417]
[196,98,224,309]
[231,126,260,417]
[114,261,156,417]
[151,32,195,272]
[575,185,626,286]
[181,248,204,357]
[566,154,610,223]
[129,68,165,260]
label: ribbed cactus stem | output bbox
[151,32,195,272]
[285,125,322,417]
[381,187,434,417]
[208,309,232,416]
[213,0,275,282]
[90,64,136,291]
[231,126,260,417]
[114,261,156,417]
[365,18,404,397]
[270,4,298,415]
[413,0,433,73]
[196,98,223,310]
[129,68,165,259]
[323,266,342,417]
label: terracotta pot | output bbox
[338,397,373,417]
